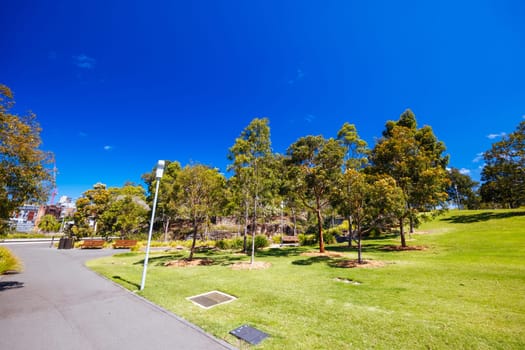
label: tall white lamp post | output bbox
[140,160,165,291]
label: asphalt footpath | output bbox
[0,243,236,350]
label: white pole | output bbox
[140,160,164,291]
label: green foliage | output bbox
[38,214,60,233]
[272,234,282,244]
[245,234,269,250]
[216,237,244,250]
[480,120,525,208]
[298,233,317,246]
[0,84,54,234]
[0,246,22,274]
[447,167,480,209]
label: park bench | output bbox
[81,239,105,249]
[280,235,299,246]
[113,239,137,249]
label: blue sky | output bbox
[2,1,524,200]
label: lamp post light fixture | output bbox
[140,160,165,291]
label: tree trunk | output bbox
[316,202,325,253]
[163,217,170,242]
[399,217,407,247]
[251,196,257,264]
[243,201,248,252]
[189,219,198,261]
[292,207,297,235]
[409,215,415,234]
[347,215,353,248]
[357,227,362,264]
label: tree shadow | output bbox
[441,211,525,223]
[112,275,140,290]
[258,247,304,258]
[291,256,331,266]
[0,281,24,292]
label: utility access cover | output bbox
[230,325,269,345]
[187,291,236,309]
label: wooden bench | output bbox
[280,235,299,246]
[81,239,105,249]
[113,239,137,249]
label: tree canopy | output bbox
[0,84,53,233]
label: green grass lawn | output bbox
[87,209,525,349]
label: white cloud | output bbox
[487,132,506,139]
[103,145,112,151]
[459,168,471,175]
[473,152,484,163]
[73,54,96,69]
[288,68,305,85]
[305,114,316,123]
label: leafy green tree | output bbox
[38,214,61,233]
[286,135,345,253]
[370,109,449,246]
[72,183,110,237]
[447,168,480,209]
[336,170,404,262]
[335,123,369,247]
[101,184,149,238]
[142,161,181,240]
[174,164,226,260]
[227,118,273,262]
[480,121,525,208]
[0,84,53,234]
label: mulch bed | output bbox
[380,245,427,251]
[333,259,385,268]
[164,258,214,267]
[230,261,271,270]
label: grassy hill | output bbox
[88,209,525,349]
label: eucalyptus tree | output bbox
[286,135,345,253]
[142,161,181,240]
[369,109,449,247]
[73,183,111,237]
[336,170,404,262]
[335,122,369,247]
[447,168,480,209]
[0,84,54,234]
[480,121,525,208]
[174,164,226,261]
[227,118,273,262]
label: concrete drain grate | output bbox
[187,291,236,309]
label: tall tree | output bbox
[142,161,181,240]
[0,84,54,234]
[370,109,449,247]
[335,170,404,262]
[287,135,345,253]
[174,164,226,261]
[336,122,369,247]
[73,183,111,237]
[227,118,272,262]
[447,168,480,209]
[480,121,525,208]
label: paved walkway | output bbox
[0,243,235,350]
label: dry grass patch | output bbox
[301,251,344,258]
[333,259,386,268]
[164,258,214,267]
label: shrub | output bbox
[298,234,317,246]
[216,237,244,250]
[246,235,269,250]
[0,247,22,274]
[272,234,282,244]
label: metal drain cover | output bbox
[187,291,236,309]
[230,325,269,345]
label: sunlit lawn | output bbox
[87,209,525,349]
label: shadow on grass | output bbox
[133,251,245,267]
[112,275,140,290]
[442,211,525,223]
[291,256,331,266]
[258,247,304,257]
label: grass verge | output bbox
[87,209,525,349]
